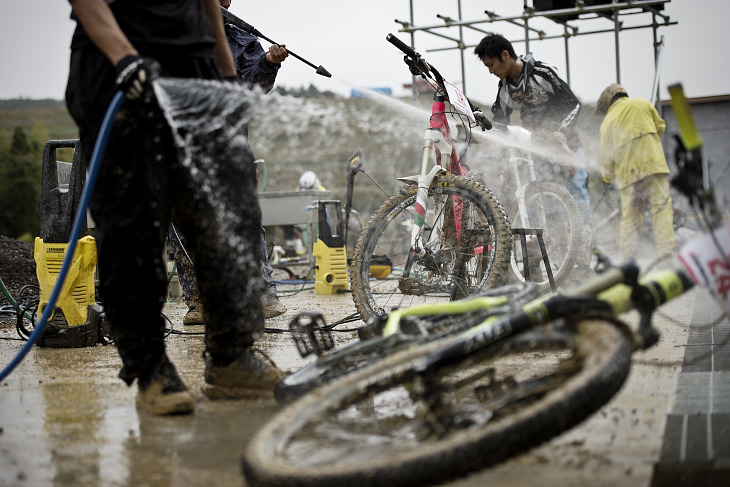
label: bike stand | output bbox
[512,228,557,291]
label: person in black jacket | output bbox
[65,0,284,416]
[172,0,289,325]
[474,33,591,219]
[220,0,287,92]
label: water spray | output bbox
[220,7,332,78]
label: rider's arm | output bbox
[225,24,281,92]
[598,120,616,184]
[68,0,137,66]
[650,101,667,138]
[533,64,581,135]
[491,83,511,124]
[202,0,237,78]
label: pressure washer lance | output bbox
[220,7,332,78]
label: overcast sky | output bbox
[1,1,727,107]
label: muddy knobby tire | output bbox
[243,319,632,487]
[351,173,512,323]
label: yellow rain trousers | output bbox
[599,97,676,259]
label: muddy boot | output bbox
[136,355,195,415]
[183,304,204,326]
[262,292,286,319]
[202,349,285,399]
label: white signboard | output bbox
[678,223,730,313]
[444,80,475,123]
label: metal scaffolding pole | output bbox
[614,9,621,84]
[564,24,571,86]
[409,0,417,102]
[458,0,466,94]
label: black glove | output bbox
[473,110,492,131]
[115,55,160,100]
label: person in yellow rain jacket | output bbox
[597,84,676,260]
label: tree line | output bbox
[0,127,43,241]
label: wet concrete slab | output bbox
[1,283,729,486]
[0,287,355,487]
[0,326,275,486]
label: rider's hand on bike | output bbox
[474,110,492,131]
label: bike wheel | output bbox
[243,319,632,487]
[275,283,540,405]
[509,181,587,291]
[351,173,512,322]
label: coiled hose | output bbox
[0,91,125,382]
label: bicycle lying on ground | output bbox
[242,83,729,487]
[349,34,512,323]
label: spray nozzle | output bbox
[316,65,332,78]
[221,7,332,79]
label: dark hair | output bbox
[474,34,517,61]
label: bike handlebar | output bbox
[386,33,436,83]
[386,33,489,129]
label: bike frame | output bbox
[510,154,540,230]
[407,89,471,256]
[502,125,571,237]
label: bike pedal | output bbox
[288,312,335,358]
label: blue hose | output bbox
[0,91,125,382]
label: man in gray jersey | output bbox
[475,33,591,219]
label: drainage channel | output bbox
[652,291,730,486]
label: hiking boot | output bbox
[262,292,286,319]
[183,306,204,326]
[136,356,195,415]
[202,349,285,399]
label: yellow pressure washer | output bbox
[312,200,349,295]
[34,139,106,347]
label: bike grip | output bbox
[474,111,492,131]
[668,83,703,151]
[386,33,419,59]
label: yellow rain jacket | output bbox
[599,97,668,189]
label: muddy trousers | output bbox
[66,49,264,384]
[170,225,277,309]
[619,173,676,260]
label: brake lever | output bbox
[404,56,422,77]
[404,54,430,78]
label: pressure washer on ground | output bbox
[33,139,106,348]
[0,91,124,381]
[313,200,349,295]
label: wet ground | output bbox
[1,273,729,487]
